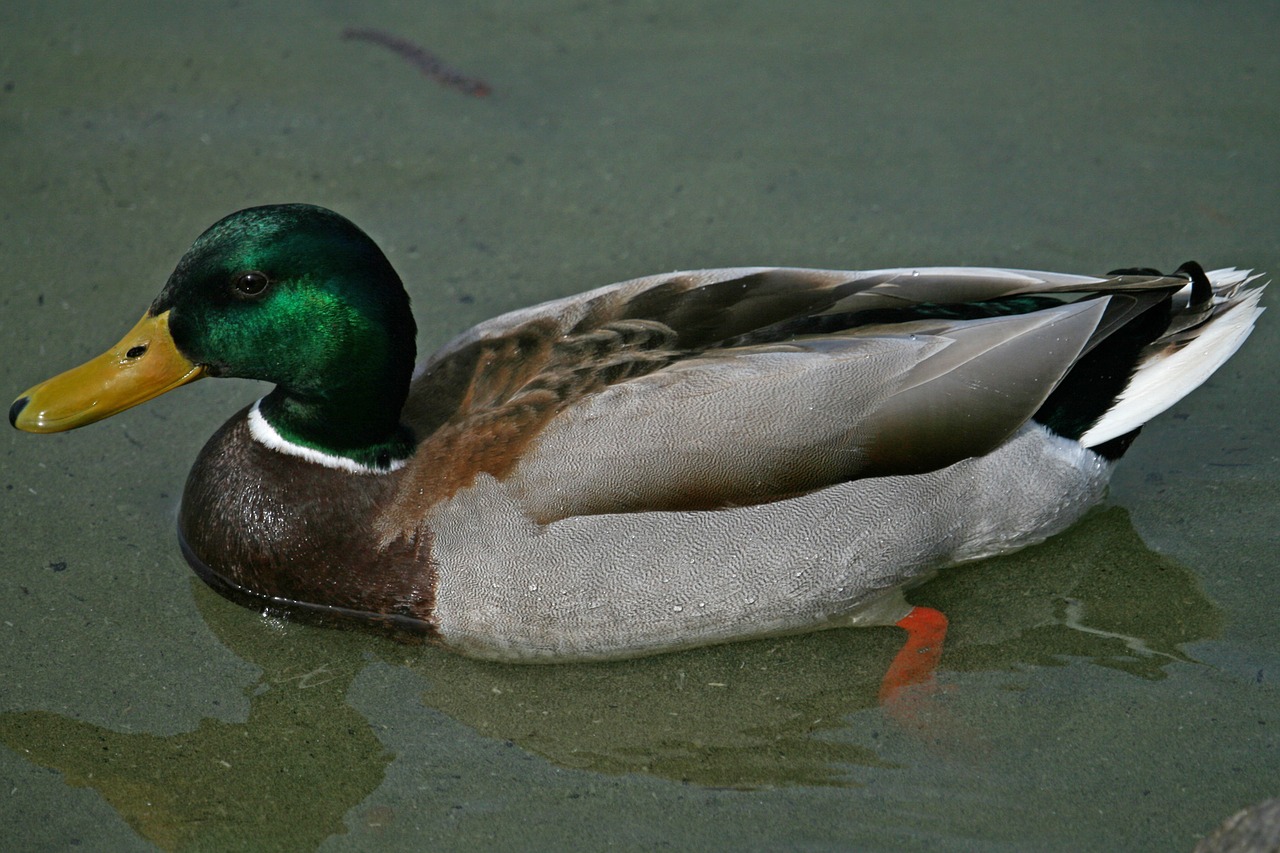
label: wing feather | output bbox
[386,266,1192,525]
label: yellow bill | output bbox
[11,310,205,433]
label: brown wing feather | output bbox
[381,266,1190,530]
[391,312,685,521]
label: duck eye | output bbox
[231,270,271,299]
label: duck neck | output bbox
[252,379,415,474]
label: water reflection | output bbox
[0,506,1221,849]
[0,622,383,850]
[922,506,1221,680]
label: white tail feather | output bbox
[1079,269,1266,447]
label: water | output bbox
[2,1,1278,850]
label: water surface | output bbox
[2,1,1278,850]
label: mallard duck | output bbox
[9,204,1265,669]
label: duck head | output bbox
[11,204,418,470]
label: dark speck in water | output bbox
[49,560,67,572]
[341,27,492,97]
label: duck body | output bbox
[11,205,1266,662]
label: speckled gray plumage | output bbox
[426,424,1110,660]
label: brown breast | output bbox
[177,408,439,638]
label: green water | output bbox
[2,1,1277,850]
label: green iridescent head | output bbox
[161,204,417,464]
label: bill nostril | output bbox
[126,344,148,359]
